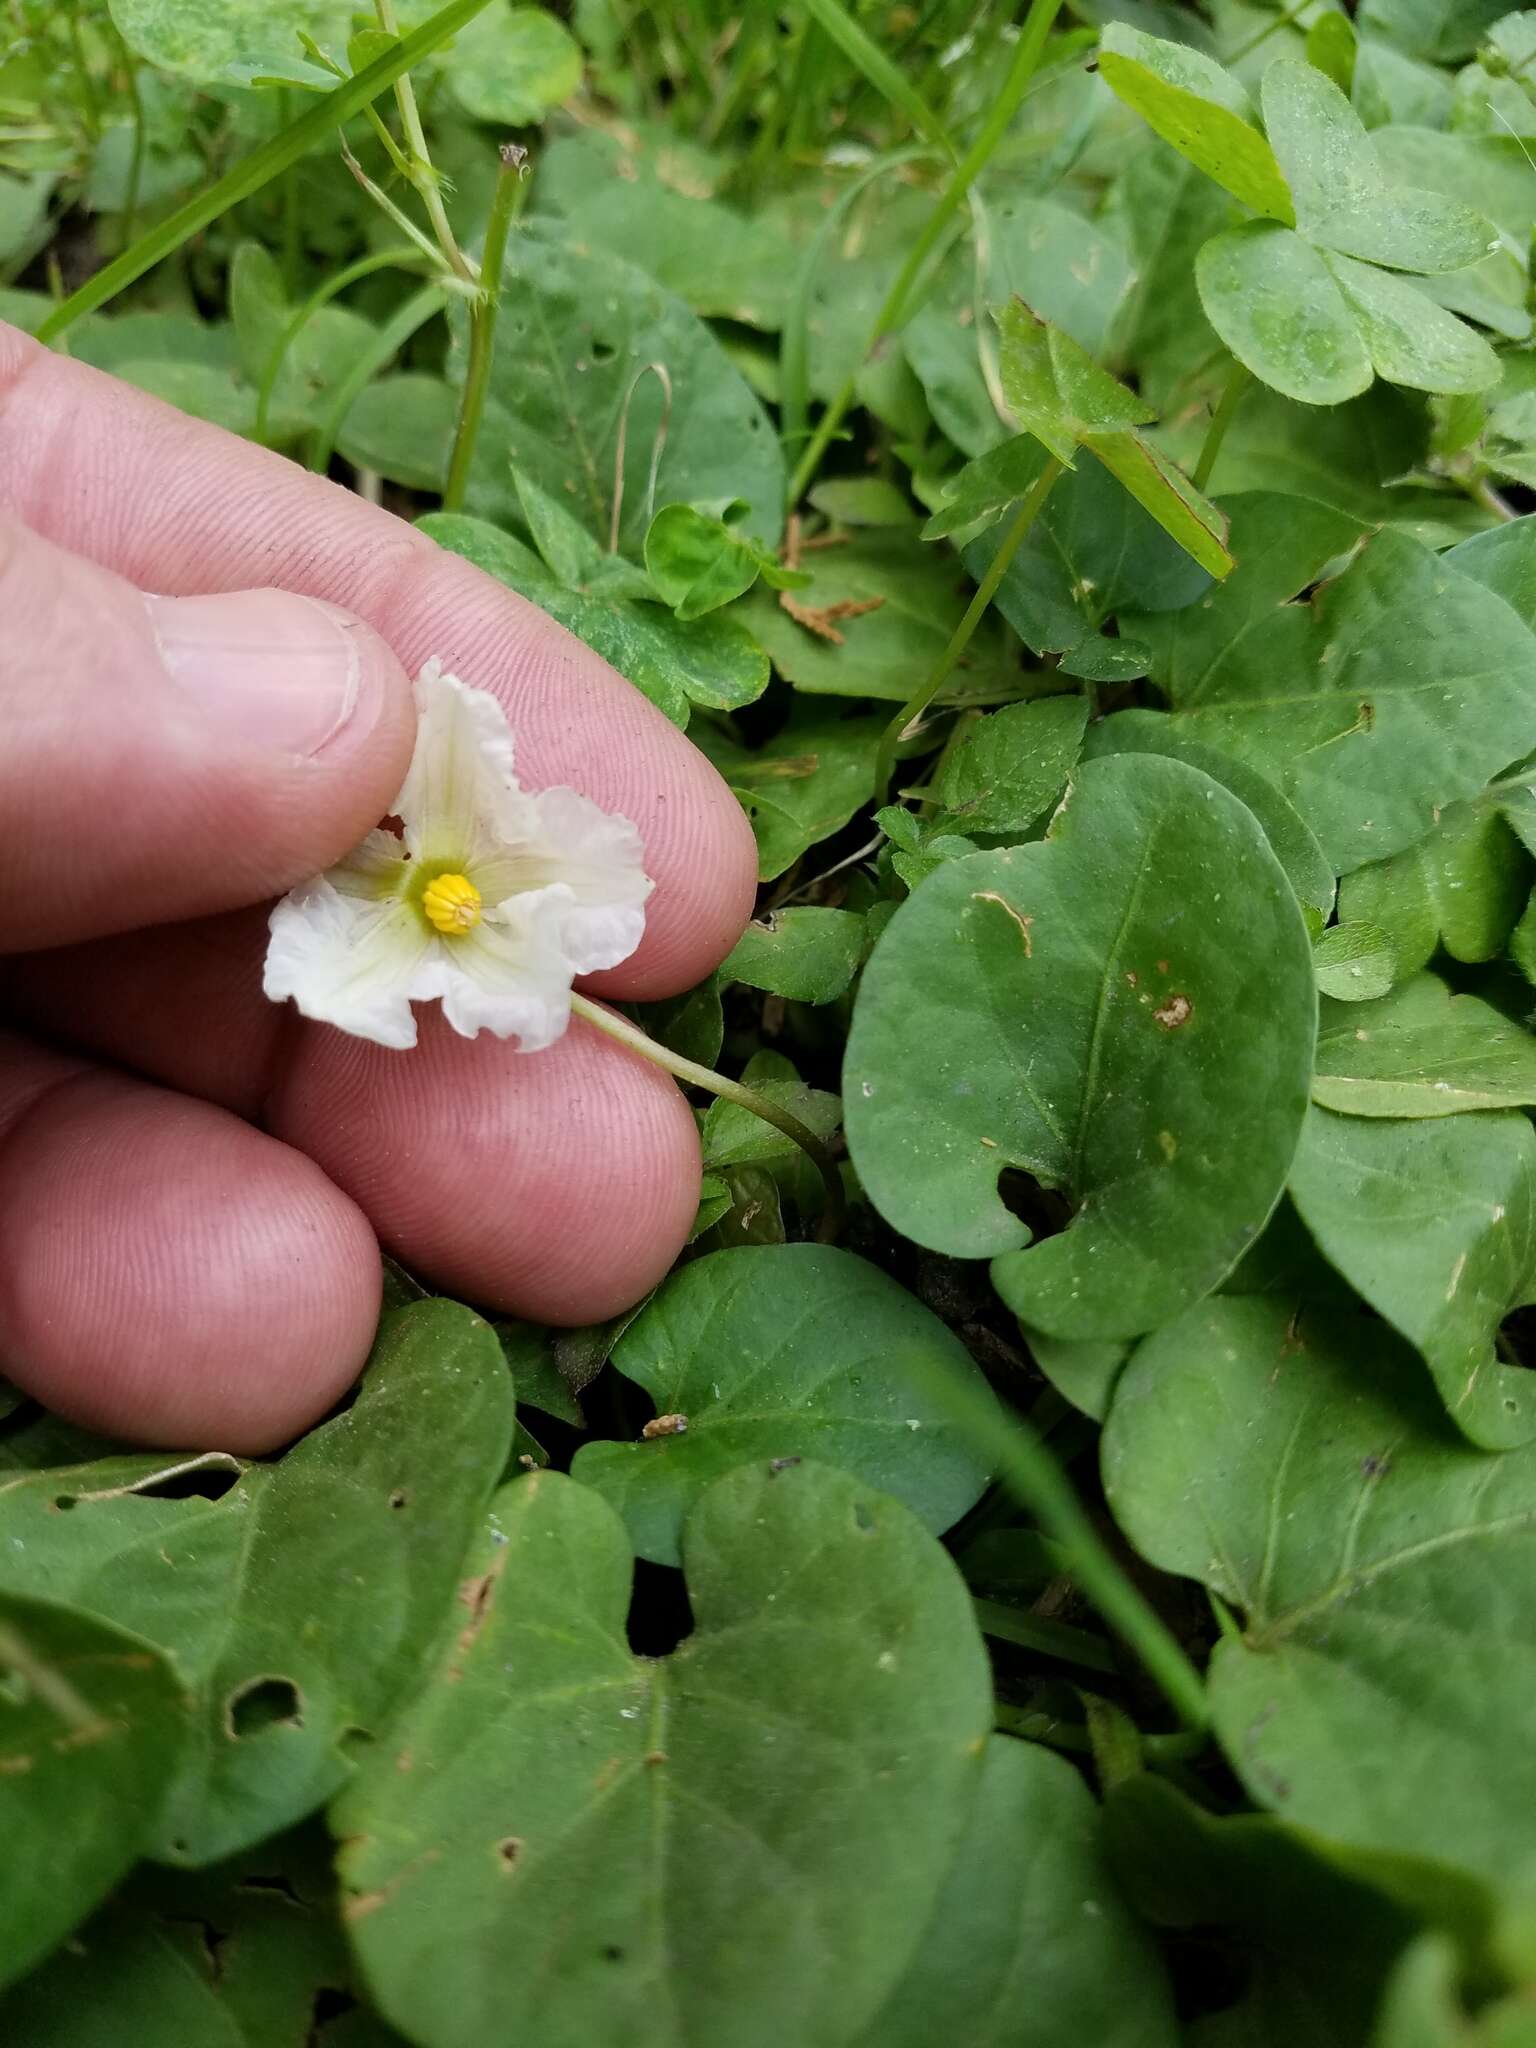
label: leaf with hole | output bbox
[335,1461,992,2048]
[845,752,1317,1339]
[721,908,867,1003]
[570,1244,995,1566]
[1289,1105,1536,1448]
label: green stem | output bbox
[873,455,1063,801]
[341,134,460,273]
[998,1704,1208,1763]
[307,280,447,474]
[119,54,146,254]
[443,146,526,512]
[36,0,497,345]
[376,0,476,283]
[67,7,101,142]
[1227,0,1311,63]
[1470,475,1519,523]
[787,0,1067,507]
[569,993,846,1244]
[1193,360,1251,492]
[278,89,303,294]
[910,1371,1209,1732]
[256,242,424,445]
[973,1597,1117,1674]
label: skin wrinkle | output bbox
[0,323,755,1439]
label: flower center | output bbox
[421,871,482,936]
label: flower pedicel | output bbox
[264,661,652,1050]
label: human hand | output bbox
[0,322,757,1453]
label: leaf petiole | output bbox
[568,992,846,1242]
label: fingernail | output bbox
[146,589,370,759]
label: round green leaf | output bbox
[1196,222,1373,407]
[0,1594,187,1992]
[722,908,867,1002]
[570,1244,995,1566]
[440,6,580,125]
[1289,1105,1536,1447]
[844,753,1317,1340]
[852,1737,1179,2048]
[336,1462,992,2048]
[1104,1296,1536,1888]
[108,0,349,85]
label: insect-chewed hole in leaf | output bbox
[162,1915,230,1984]
[602,1945,625,1963]
[496,1835,523,1872]
[388,1488,410,1510]
[226,1676,304,1740]
[590,338,618,365]
[340,1725,377,1760]
[996,1167,1071,1239]
[626,1557,693,1657]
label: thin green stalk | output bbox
[120,57,145,253]
[973,1597,1117,1674]
[307,280,447,474]
[779,145,934,460]
[67,7,100,141]
[1470,475,1519,522]
[1227,0,1311,64]
[278,89,303,294]
[341,134,460,273]
[787,0,1068,507]
[36,0,496,345]
[962,1415,1207,1729]
[256,242,424,444]
[443,146,526,512]
[799,0,958,160]
[997,1704,1208,1763]
[569,993,846,1244]
[874,455,1063,800]
[376,0,476,283]
[1193,360,1251,491]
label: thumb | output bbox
[1,516,414,953]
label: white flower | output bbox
[263,661,652,1051]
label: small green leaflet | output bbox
[1313,975,1536,1117]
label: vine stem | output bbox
[873,454,1064,801]
[375,0,477,283]
[1193,360,1251,491]
[307,281,448,474]
[568,993,845,1243]
[443,145,528,512]
[914,1370,1209,1732]
[786,0,1068,508]
[256,242,424,444]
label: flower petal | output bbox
[329,827,412,901]
[473,785,653,975]
[264,880,433,1050]
[435,895,576,1050]
[397,661,519,866]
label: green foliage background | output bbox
[7,0,1536,2039]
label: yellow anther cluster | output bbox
[421,871,482,936]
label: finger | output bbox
[5,944,706,1322]
[0,325,758,994]
[0,1031,381,1450]
[0,519,415,952]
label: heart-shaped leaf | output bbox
[1290,1105,1536,1447]
[852,1738,1180,2048]
[845,752,1317,1339]
[571,1244,995,1565]
[1104,1296,1536,1888]
[335,1462,992,2048]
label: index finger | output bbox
[0,323,757,995]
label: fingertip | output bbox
[267,1010,702,1323]
[0,1062,382,1451]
